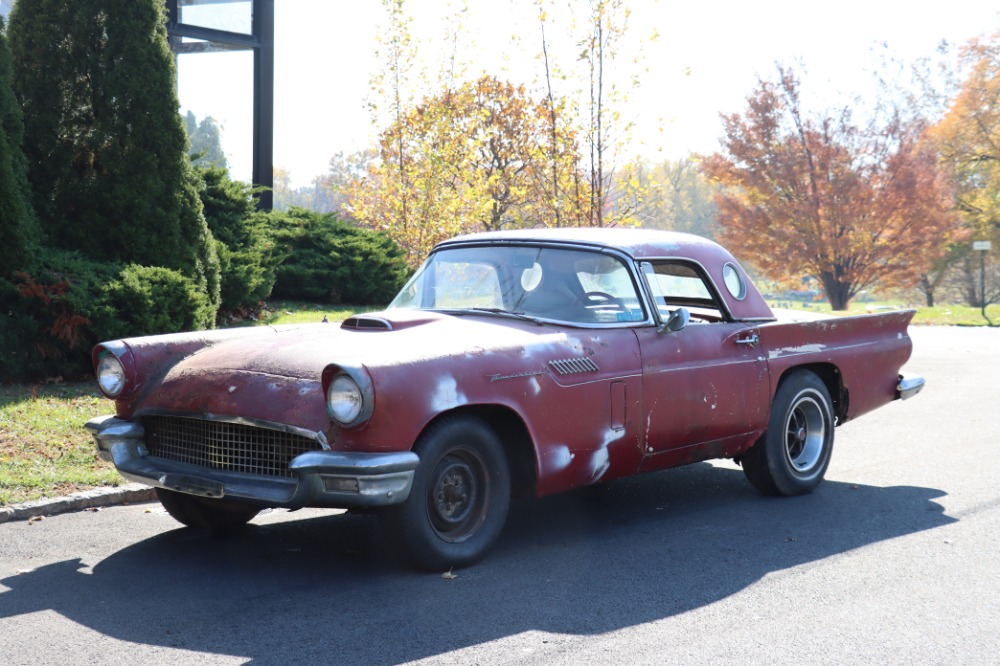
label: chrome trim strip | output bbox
[549,357,600,375]
[897,374,925,401]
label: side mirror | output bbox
[661,307,689,334]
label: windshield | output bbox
[389,245,646,325]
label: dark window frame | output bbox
[165,0,273,209]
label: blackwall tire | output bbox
[381,415,511,570]
[742,370,834,496]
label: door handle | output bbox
[735,333,759,348]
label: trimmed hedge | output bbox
[196,165,276,313]
[270,208,410,305]
[99,264,215,340]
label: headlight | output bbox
[97,354,127,397]
[327,375,364,424]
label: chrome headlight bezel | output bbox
[92,341,135,400]
[96,352,127,398]
[327,375,364,424]
[323,365,375,428]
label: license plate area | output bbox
[159,473,225,499]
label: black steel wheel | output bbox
[381,415,511,570]
[155,488,259,533]
[741,370,834,496]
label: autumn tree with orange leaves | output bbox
[702,66,958,310]
[926,32,1000,311]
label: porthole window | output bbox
[722,263,746,300]
[520,262,543,291]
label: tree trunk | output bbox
[918,276,935,307]
[819,272,852,311]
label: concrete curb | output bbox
[0,483,157,524]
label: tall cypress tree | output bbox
[0,14,39,278]
[8,0,219,309]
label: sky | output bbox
[176,0,1000,188]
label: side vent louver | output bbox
[549,357,600,375]
[341,316,392,331]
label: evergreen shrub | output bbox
[99,264,215,341]
[196,165,276,314]
[270,208,410,305]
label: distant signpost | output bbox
[973,241,992,322]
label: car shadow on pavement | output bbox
[0,463,955,665]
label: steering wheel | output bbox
[581,291,625,310]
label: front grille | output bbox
[142,415,321,478]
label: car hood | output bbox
[171,309,564,380]
[120,310,578,429]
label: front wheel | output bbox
[381,415,511,570]
[155,488,259,533]
[741,370,834,496]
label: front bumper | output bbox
[85,415,419,508]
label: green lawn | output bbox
[255,301,370,326]
[769,300,1000,326]
[0,382,123,506]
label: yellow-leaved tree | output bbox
[350,75,585,264]
[926,32,1000,310]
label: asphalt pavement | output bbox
[1,325,997,665]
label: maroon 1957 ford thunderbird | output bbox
[86,228,924,569]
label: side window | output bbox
[643,261,726,322]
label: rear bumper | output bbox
[84,415,418,508]
[896,374,926,401]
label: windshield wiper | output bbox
[437,307,544,325]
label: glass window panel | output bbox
[176,41,254,183]
[179,0,253,36]
[391,246,645,325]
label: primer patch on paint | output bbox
[544,445,573,472]
[431,376,466,411]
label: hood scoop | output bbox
[340,310,451,332]
[341,316,393,331]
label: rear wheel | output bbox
[381,415,511,570]
[741,370,834,496]
[155,488,259,533]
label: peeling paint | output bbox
[544,445,573,472]
[589,446,610,481]
[767,343,828,359]
[431,375,466,411]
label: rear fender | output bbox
[758,311,915,423]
